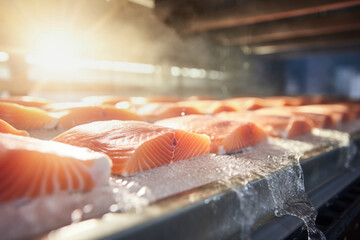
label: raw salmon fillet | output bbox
[254,107,334,128]
[43,102,95,112]
[81,95,129,106]
[223,97,268,111]
[137,103,202,122]
[129,96,182,108]
[138,96,182,103]
[0,96,53,108]
[185,96,218,101]
[264,96,308,106]
[295,104,354,125]
[217,112,313,139]
[0,102,57,130]
[177,100,239,114]
[53,120,211,175]
[54,105,143,129]
[156,115,267,154]
[0,133,111,203]
[0,119,29,136]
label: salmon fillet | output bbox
[0,102,58,130]
[0,133,111,203]
[155,115,267,154]
[54,105,143,129]
[137,103,202,122]
[43,102,96,112]
[81,95,129,106]
[0,96,53,108]
[264,96,308,106]
[129,96,182,108]
[53,120,211,176]
[217,112,313,139]
[139,96,182,103]
[177,100,239,114]
[223,97,268,111]
[294,105,351,126]
[0,119,29,136]
[254,107,334,128]
[185,96,218,101]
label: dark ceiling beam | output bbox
[181,0,360,34]
[216,9,360,45]
[248,32,360,55]
[275,45,360,59]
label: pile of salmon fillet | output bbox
[1,95,359,203]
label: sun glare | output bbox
[28,29,80,71]
[25,28,157,77]
[0,51,9,62]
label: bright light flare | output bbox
[115,101,132,109]
[113,62,155,74]
[0,52,9,62]
[130,97,147,105]
[35,29,78,56]
[28,29,81,71]
[26,28,156,77]
[170,66,223,80]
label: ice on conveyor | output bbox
[3,128,351,239]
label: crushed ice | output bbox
[1,128,357,239]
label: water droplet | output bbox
[136,187,147,197]
[71,209,83,223]
[83,204,94,213]
[109,204,119,212]
[126,182,135,189]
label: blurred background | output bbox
[0,0,360,100]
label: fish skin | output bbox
[0,133,111,203]
[155,115,267,154]
[53,120,211,176]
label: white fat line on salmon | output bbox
[140,146,156,170]
[148,137,171,167]
[285,119,298,139]
[188,134,206,159]
[137,155,144,173]
[23,157,44,198]
[61,159,73,191]
[181,134,204,160]
[68,160,85,191]
[40,157,50,195]
[52,159,60,193]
